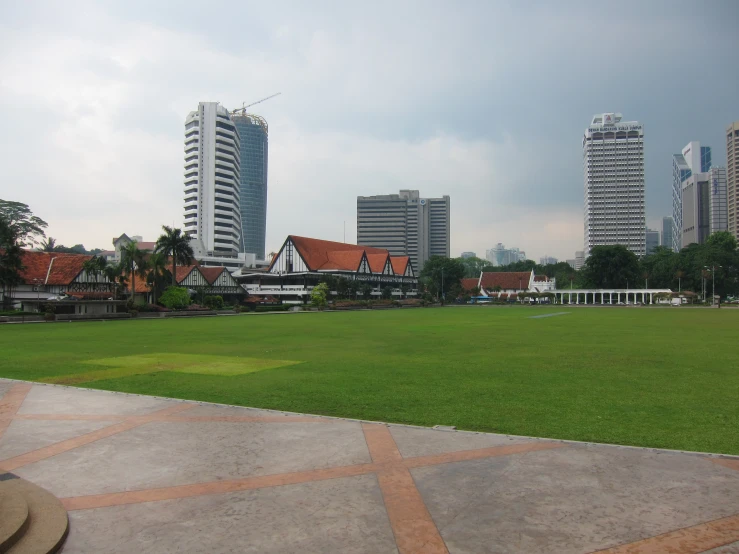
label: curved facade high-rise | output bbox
[231,113,268,259]
[183,102,242,256]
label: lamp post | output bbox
[704,265,721,306]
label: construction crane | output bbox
[231,93,281,116]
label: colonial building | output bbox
[236,235,417,303]
[462,271,556,298]
[4,251,123,314]
[131,265,245,304]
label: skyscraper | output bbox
[356,190,450,272]
[231,112,268,259]
[645,228,660,255]
[709,166,728,235]
[183,102,242,256]
[727,122,739,241]
[661,216,674,249]
[672,141,711,251]
[583,113,645,257]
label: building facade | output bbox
[460,252,477,259]
[727,122,739,241]
[231,112,268,259]
[539,256,558,265]
[661,216,674,249]
[583,113,645,257]
[183,102,242,256]
[356,190,450,272]
[709,166,728,235]
[672,141,711,251]
[485,244,526,266]
[646,228,660,254]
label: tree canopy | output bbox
[155,226,194,286]
[0,200,47,247]
[582,245,640,289]
[420,256,465,299]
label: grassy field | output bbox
[1,306,738,454]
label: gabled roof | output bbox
[479,271,532,291]
[18,251,92,285]
[460,278,480,291]
[170,265,200,284]
[389,256,410,275]
[366,252,390,273]
[284,236,387,273]
[199,266,226,284]
[533,275,550,282]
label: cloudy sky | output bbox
[1,1,737,260]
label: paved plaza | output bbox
[1,379,739,553]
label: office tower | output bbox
[485,244,525,266]
[231,112,268,259]
[727,122,739,240]
[661,216,673,249]
[356,190,450,272]
[583,113,645,257]
[672,141,711,251]
[183,102,242,256]
[460,252,477,259]
[575,251,585,270]
[645,229,660,255]
[709,167,728,234]
[539,256,558,265]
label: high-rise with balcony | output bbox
[583,113,645,257]
[727,122,739,240]
[672,141,711,251]
[357,190,450,272]
[183,102,242,256]
[231,112,268,259]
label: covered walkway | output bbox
[553,289,673,305]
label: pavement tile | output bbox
[411,444,739,554]
[703,541,739,553]
[17,385,177,416]
[17,420,371,498]
[182,404,296,418]
[389,425,536,459]
[0,419,116,460]
[63,474,398,554]
[0,380,12,397]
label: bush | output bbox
[255,305,290,312]
[159,286,191,310]
[44,311,55,322]
[203,295,224,310]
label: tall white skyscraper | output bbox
[183,102,242,256]
[672,141,711,251]
[583,113,645,257]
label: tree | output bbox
[159,286,191,310]
[582,245,639,289]
[420,256,465,300]
[458,256,487,278]
[82,256,107,286]
[120,240,149,302]
[311,282,329,309]
[705,231,738,252]
[40,237,57,252]
[103,262,126,300]
[381,286,393,300]
[0,217,24,308]
[360,283,372,300]
[155,226,194,286]
[146,252,172,305]
[0,200,48,247]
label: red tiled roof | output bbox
[389,256,410,275]
[137,242,157,252]
[479,271,531,291]
[460,278,479,291]
[533,275,549,282]
[199,266,226,284]
[366,253,390,273]
[285,236,388,273]
[18,251,91,285]
[170,265,199,283]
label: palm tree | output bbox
[40,237,57,252]
[103,262,125,299]
[120,240,149,302]
[155,226,194,286]
[146,252,172,305]
[82,256,107,289]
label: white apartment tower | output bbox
[672,141,711,251]
[583,113,646,257]
[727,121,739,240]
[183,102,242,256]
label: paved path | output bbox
[1,379,739,553]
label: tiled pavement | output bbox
[1,379,739,553]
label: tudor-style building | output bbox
[132,265,245,304]
[3,251,124,314]
[236,235,417,302]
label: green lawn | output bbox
[1,307,738,454]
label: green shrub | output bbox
[203,295,224,310]
[159,286,191,310]
[255,305,290,313]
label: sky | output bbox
[1,0,737,261]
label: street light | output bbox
[704,265,722,306]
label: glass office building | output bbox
[232,113,268,259]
